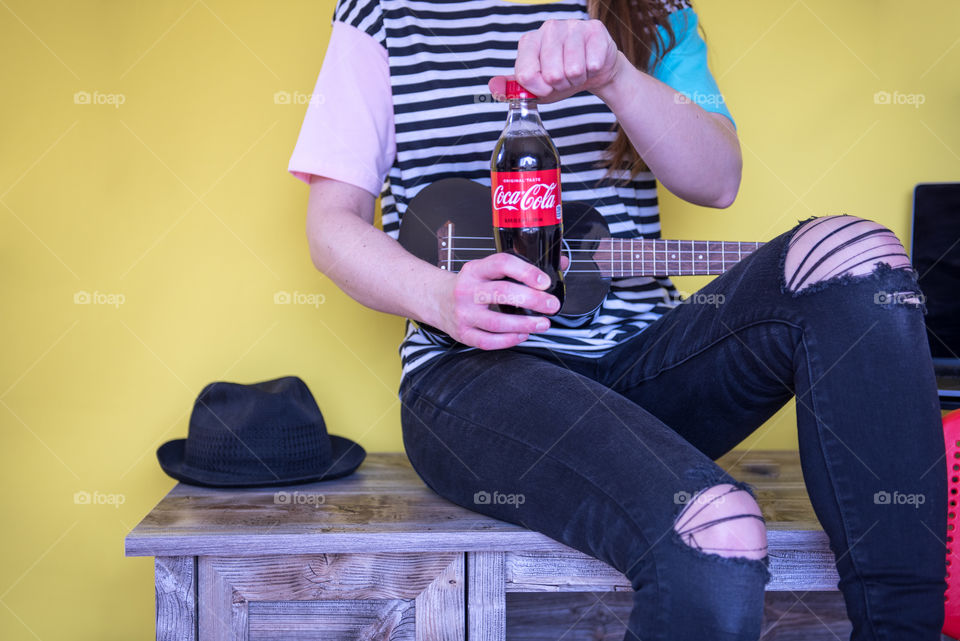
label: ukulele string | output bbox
[446,247,753,254]
[441,237,761,273]
[444,239,758,253]
[445,235,760,245]
[444,254,723,274]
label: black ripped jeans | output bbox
[398,217,947,641]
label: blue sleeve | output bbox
[648,8,735,129]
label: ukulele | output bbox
[397,178,764,338]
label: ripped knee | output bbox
[782,215,913,295]
[673,483,768,561]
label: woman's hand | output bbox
[488,19,623,103]
[434,253,568,350]
[487,18,742,208]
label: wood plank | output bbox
[127,451,826,558]
[503,592,857,640]
[155,556,197,641]
[199,554,464,641]
[202,554,462,601]
[468,552,505,641]
[505,550,630,594]
[414,556,465,641]
[198,556,234,641]
[231,601,248,641]
[506,592,630,641]
[504,531,840,593]
[246,600,414,640]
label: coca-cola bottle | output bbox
[490,79,564,316]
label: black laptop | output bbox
[911,183,960,409]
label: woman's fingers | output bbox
[538,20,573,92]
[584,19,615,75]
[488,75,508,99]
[459,326,529,351]
[474,279,559,316]
[514,30,550,96]
[561,23,587,88]
[502,19,618,104]
[466,252,549,291]
[446,252,562,349]
[472,306,550,334]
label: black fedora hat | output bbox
[157,376,365,487]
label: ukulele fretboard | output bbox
[595,239,765,277]
[435,222,765,277]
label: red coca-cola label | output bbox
[491,169,562,228]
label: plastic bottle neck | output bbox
[505,98,543,130]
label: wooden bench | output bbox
[124,450,884,640]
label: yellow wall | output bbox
[1,0,958,638]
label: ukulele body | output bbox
[396,178,763,342]
[398,178,611,339]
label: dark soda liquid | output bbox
[492,133,565,316]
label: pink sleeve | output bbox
[287,21,395,197]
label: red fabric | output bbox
[943,409,960,637]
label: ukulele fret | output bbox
[437,220,454,271]
[425,208,765,280]
[615,239,765,277]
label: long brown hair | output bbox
[588,0,683,179]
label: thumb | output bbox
[560,254,570,271]
[488,75,511,101]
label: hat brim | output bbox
[156,435,366,488]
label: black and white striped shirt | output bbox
[309,0,728,389]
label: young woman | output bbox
[289,1,947,638]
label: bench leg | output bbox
[468,552,506,641]
[413,554,467,641]
[155,556,197,641]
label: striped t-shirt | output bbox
[289,0,734,390]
